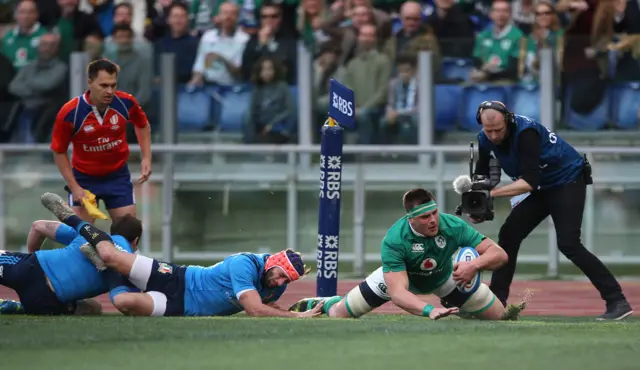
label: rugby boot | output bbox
[597,300,633,321]
[289,297,327,312]
[501,289,532,321]
[41,192,107,271]
[0,299,23,314]
[41,192,76,222]
[80,243,107,271]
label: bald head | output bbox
[479,101,509,144]
[400,2,422,33]
[401,1,422,15]
[219,1,239,32]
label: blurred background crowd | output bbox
[0,0,639,146]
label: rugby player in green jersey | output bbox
[290,188,527,320]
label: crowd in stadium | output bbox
[0,0,639,145]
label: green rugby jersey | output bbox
[381,213,485,293]
[473,23,524,70]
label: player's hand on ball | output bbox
[429,307,459,320]
[295,301,323,318]
[453,261,478,286]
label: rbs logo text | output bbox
[332,92,353,117]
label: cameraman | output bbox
[470,101,632,321]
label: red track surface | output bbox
[2,280,639,316]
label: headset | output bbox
[475,101,515,126]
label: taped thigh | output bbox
[146,291,168,316]
[129,255,154,291]
[344,267,390,318]
[460,283,496,314]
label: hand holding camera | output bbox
[452,143,501,222]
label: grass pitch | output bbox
[1,315,639,370]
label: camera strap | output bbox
[406,201,437,218]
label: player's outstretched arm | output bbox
[385,271,458,320]
[239,290,323,318]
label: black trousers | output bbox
[489,176,626,305]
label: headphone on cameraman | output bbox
[475,101,515,126]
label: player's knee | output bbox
[460,283,500,319]
[113,292,154,316]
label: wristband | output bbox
[422,304,434,317]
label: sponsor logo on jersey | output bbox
[420,258,437,271]
[82,139,123,153]
[157,263,173,274]
[435,235,446,249]
[412,243,424,252]
[377,282,387,295]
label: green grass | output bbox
[2,315,639,370]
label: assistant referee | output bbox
[470,100,632,321]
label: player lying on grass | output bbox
[41,192,324,318]
[290,188,527,320]
[0,215,141,315]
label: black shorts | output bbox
[0,252,76,315]
[146,260,187,316]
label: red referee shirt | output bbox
[50,90,149,176]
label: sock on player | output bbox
[64,215,89,231]
[66,216,114,248]
[322,296,343,316]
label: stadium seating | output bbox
[564,87,610,131]
[176,85,213,131]
[611,82,640,130]
[218,84,252,132]
[434,84,462,131]
[441,58,473,82]
[509,83,541,123]
[460,84,508,130]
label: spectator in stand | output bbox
[145,0,173,41]
[388,1,440,78]
[244,57,295,144]
[189,0,217,36]
[154,2,198,85]
[40,0,104,64]
[189,1,248,88]
[103,2,153,63]
[379,54,418,145]
[1,0,47,71]
[241,1,297,85]
[518,1,564,83]
[341,22,391,144]
[512,0,536,35]
[334,4,392,66]
[108,24,152,110]
[556,0,609,116]
[84,32,104,62]
[297,0,332,55]
[426,0,475,58]
[469,0,523,83]
[8,32,67,143]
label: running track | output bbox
[2,280,639,316]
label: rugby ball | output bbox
[453,247,482,294]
